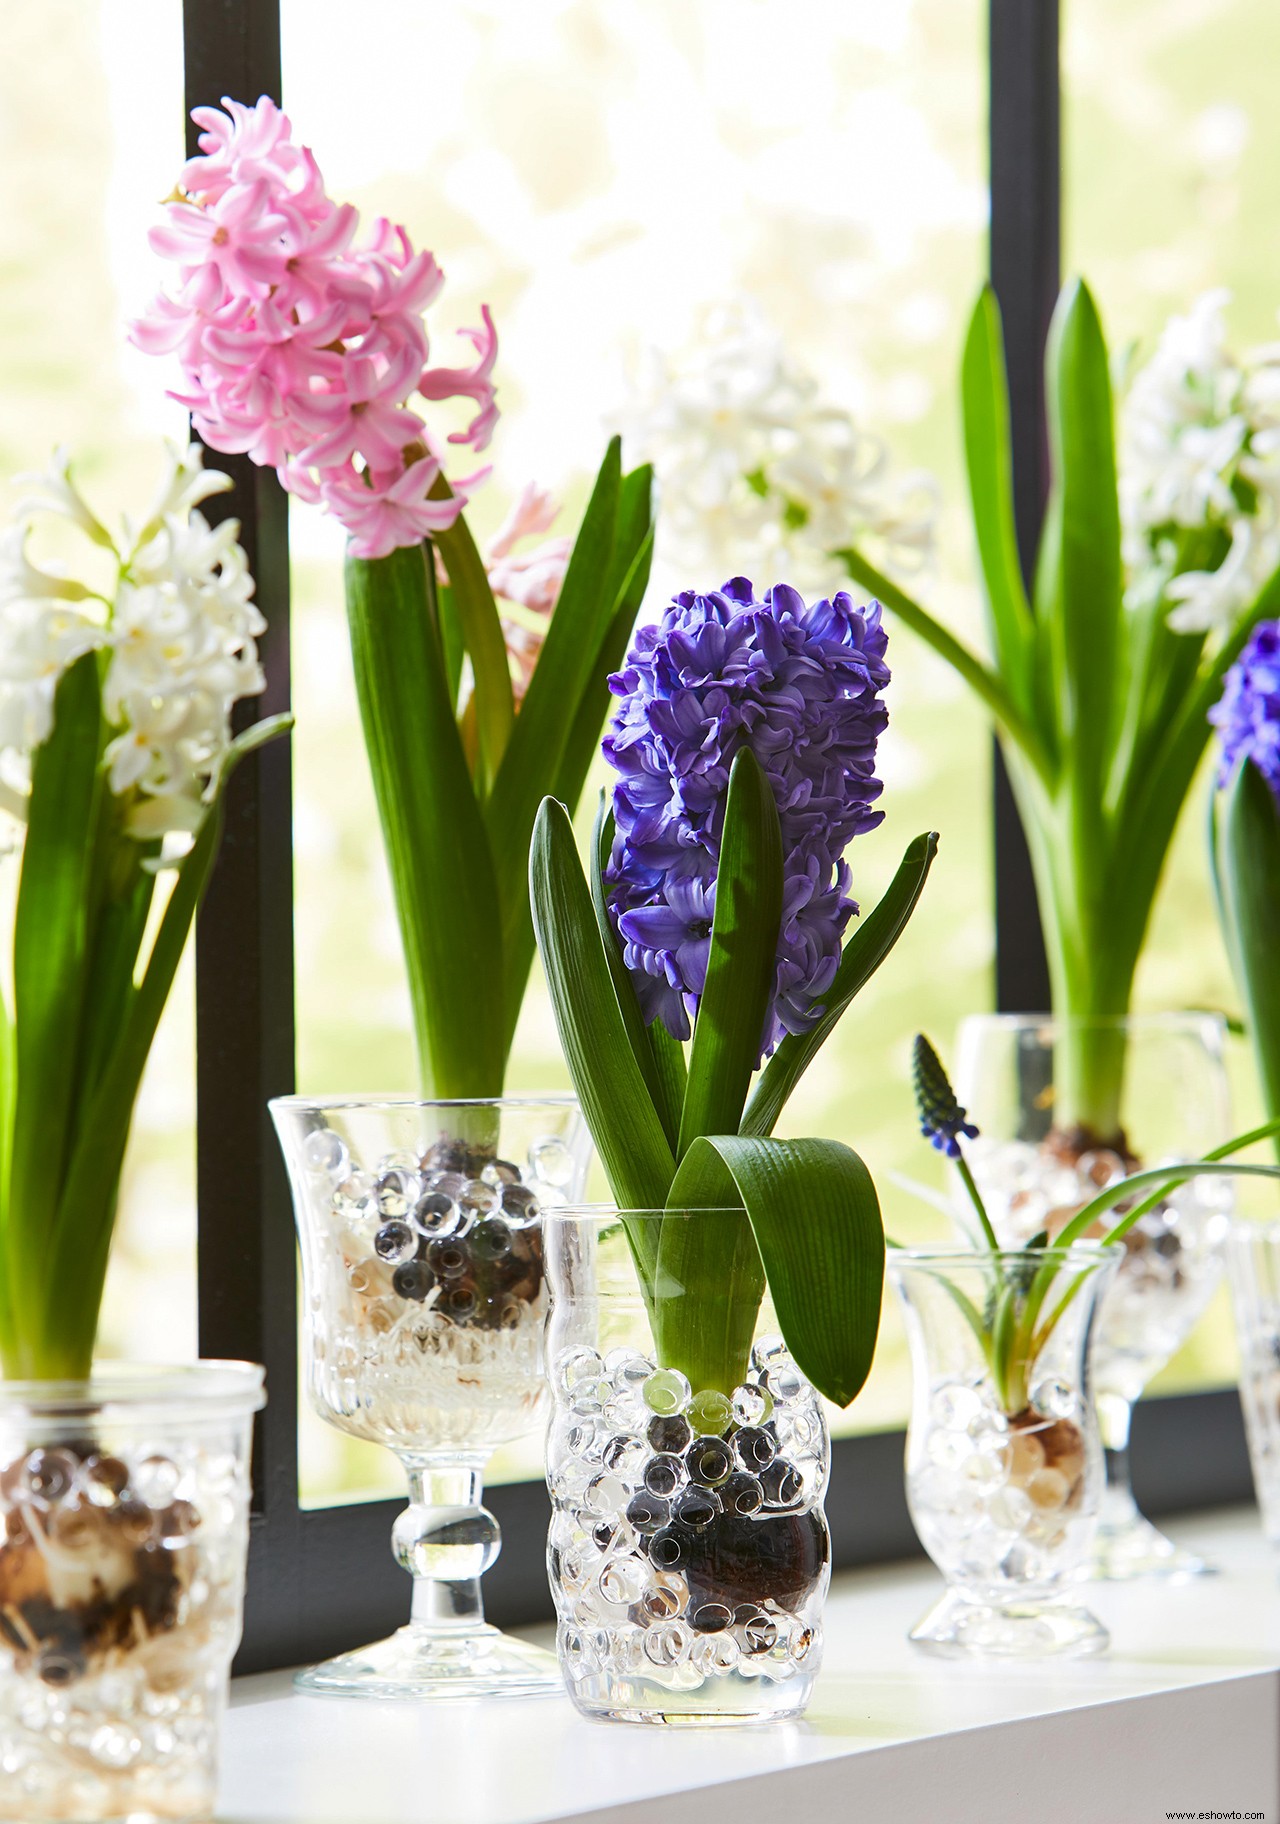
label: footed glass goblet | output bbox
[273,1094,590,1699]
[955,1013,1232,1580]
[890,1245,1118,1657]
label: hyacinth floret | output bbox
[1211,618,1280,806]
[132,96,498,560]
[912,1033,979,1160]
[603,576,889,1053]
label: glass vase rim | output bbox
[269,1091,581,1115]
[887,1241,1121,1267]
[0,1359,266,1416]
[957,1009,1226,1038]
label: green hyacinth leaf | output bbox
[962,287,1034,702]
[488,440,621,994]
[678,749,783,1157]
[1218,759,1280,1148]
[666,1134,885,1408]
[8,651,104,1348]
[743,831,938,1138]
[429,492,514,793]
[529,796,675,1268]
[346,544,505,1096]
[1043,278,1122,783]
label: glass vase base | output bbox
[564,1668,815,1727]
[294,1622,562,1701]
[1091,1511,1217,1582]
[909,1589,1109,1659]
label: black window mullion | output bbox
[183,0,302,1667]
[988,0,1058,1015]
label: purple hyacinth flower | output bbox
[1212,619,1280,806]
[602,577,891,1057]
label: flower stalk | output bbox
[532,577,939,1404]
[0,445,289,1378]
[908,1035,1280,1415]
[136,98,654,1097]
[840,282,1280,1142]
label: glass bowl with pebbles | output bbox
[889,1245,1119,1658]
[0,1363,262,1824]
[272,1094,590,1700]
[955,1013,1233,1580]
[543,1208,831,1726]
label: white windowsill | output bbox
[220,1507,1280,1824]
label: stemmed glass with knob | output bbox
[273,1093,590,1697]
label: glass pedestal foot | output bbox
[909,1588,1109,1659]
[1093,1406,1217,1582]
[295,1621,562,1700]
[1091,1508,1216,1582]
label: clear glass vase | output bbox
[889,1245,1118,1657]
[954,1013,1233,1580]
[0,1362,263,1824]
[543,1206,831,1726]
[272,1094,590,1700]
[1226,1219,1280,1559]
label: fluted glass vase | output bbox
[890,1245,1117,1657]
[272,1094,590,1700]
[543,1206,831,1726]
[954,1013,1232,1580]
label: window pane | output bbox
[0,0,193,1366]
[283,0,991,1503]
[1065,0,1276,1395]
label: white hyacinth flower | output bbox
[1120,290,1280,633]
[618,299,937,595]
[0,442,265,844]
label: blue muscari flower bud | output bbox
[601,577,890,1056]
[1211,619,1280,806]
[912,1033,979,1160]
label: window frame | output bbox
[179,0,1252,1676]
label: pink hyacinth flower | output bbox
[132,95,500,555]
[321,455,487,561]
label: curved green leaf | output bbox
[654,1151,765,1398]
[743,831,939,1137]
[679,749,782,1155]
[47,801,227,1376]
[668,1134,885,1407]
[1218,760,1280,1148]
[347,545,505,1095]
[430,492,514,793]
[488,441,621,981]
[8,652,103,1346]
[529,797,675,1267]
[1044,278,1122,781]
[501,461,654,1057]
[962,287,1033,694]
[836,543,1052,782]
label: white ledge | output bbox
[220,1508,1280,1824]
